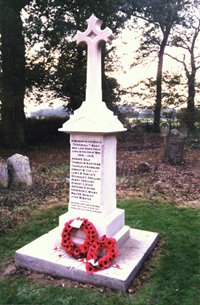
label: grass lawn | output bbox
[0,200,199,305]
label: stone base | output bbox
[59,208,128,240]
[15,227,159,292]
[59,100,126,134]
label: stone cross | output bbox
[74,14,115,105]
[15,15,160,292]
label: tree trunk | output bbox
[0,3,26,148]
[153,55,163,133]
[187,74,196,135]
[185,41,197,136]
[153,29,170,133]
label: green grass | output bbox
[0,201,199,305]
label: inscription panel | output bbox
[69,136,103,213]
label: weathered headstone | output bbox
[160,122,170,137]
[0,159,8,188]
[164,129,184,165]
[7,154,32,187]
[16,14,159,291]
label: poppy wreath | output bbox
[61,218,118,273]
[86,235,118,274]
[61,218,98,259]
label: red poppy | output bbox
[61,218,118,273]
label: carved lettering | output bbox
[69,138,103,213]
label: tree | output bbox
[0,0,127,147]
[121,0,189,132]
[128,71,186,111]
[0,0,31,148]
[166,0,200,135]
[23,0,126,113]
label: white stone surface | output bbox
[7,154,32,187]
[69,134,103,214]
[75,14,114,105]
[15,227,160,292]
[59,99,126,134]
[60,133,129,242]
[0,159,8,188]
[59,14,125,134]
[59,209,129,242]
[68,134,117,217]
[59,16,128,247]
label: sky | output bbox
[112,27,188,87]
[24,16,200,115]
[110,21,200,110]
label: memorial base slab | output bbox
[15,227,159,292]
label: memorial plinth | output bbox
[59,107,129,245]
[58,131,130,246]
[15,14,159,291]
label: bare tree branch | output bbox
[165,53,184,64]
[165,52,189,75]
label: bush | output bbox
[25,116,69,144]
[177,107,200,133]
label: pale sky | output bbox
[111,27,189,88]
[24,14,200,113]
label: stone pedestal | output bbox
[58,132,130,246]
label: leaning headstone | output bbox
[0,159,8,188]
[7,154,32,187]
[164,129,184,164]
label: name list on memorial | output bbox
[70,136,103,213]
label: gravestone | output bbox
[164,129,184,165]
[160,122,170,137]
[7,154,33,187]
[15,14,159,291]
[0,159,8,188]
